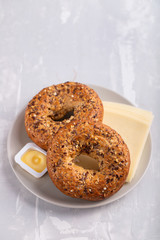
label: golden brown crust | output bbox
[47,120,130,201]
[25,82,103,150]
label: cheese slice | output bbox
[103,102,153,124]
[102,101,154,182]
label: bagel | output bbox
[47,120,130,201]
[25,82,103,150]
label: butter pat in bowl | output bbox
[14,143,47,178]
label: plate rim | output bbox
[7,84,152,208]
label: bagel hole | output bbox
[49,109,74,122]
[74,154,100,171]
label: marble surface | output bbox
[0,0,160,239]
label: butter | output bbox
[21,150,46,173]
[102,101,153,182]
[15,143,47,178]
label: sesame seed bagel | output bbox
[47,120,130,201]
[25,82,103,150]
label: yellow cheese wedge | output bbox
[102,101,154,182]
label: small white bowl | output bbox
[14,142,47,178]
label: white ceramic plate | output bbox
[7,85,152,208]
